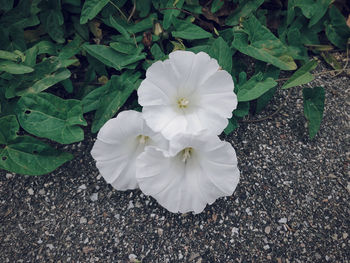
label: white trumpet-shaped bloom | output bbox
[91,110,167,191]
[136,131,240,214]
[138,51,237,139]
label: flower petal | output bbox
[138,60,179,106]
[197,70,237,118]
[136,132,240,214]
[91,110,167,191]
[169,51,220,96]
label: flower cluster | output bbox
[91,51,240,214]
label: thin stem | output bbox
[128,0,136,22]
[109,0,128,21]
[240,89,292,123]
[159,7,205,23]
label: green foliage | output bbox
[282,60,318,89]
[303,87,325,139]
[0,115,73,175]
[0,0,348,175]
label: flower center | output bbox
[177,98,189,109]
[181,147,193,162]
[137,135,149,144]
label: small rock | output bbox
[128,254,137,262]
[83,246,94,253]
[38,189,45,195]
[278,217,287,224]
[78,184,87,190]
[38,239,43,244]
[343,232,348,239]
[127,201,134,210]
[263,245,270,250]
[46,244,54,250]
[28,188,34,195]
[90,193,98,202]
[80,217,87,224]
[157,228,163,236]
[231,227,239,236]
[6,173,12,179]
[265,226,271,234]
[178,253,184,260]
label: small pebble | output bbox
[278,217,287,224]
[265,226,271,234]
[90,193,98,202]
[80,217,87,224]
[28,188,34,195]
[263,245,270,250]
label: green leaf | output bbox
[232,15,297,71]
[109,15,131,39]
[224,117,238,135]
[0,115,18,143]
[24,46,39,67]
[321,52,342,70]
[237,73,277,102]
[172,19,212,40]
[17,68,71,96]
[282,60,318,89]
[208,37,232,72]
[80,0,109,24]
[58,36,83,60]
[41,9,65,43]
[136,0,152,17]
[293,0,332,27]
[211,0,224,13]
[0,0,14,12]
[163,0,185,30]
[91,72,141,133]
[303,86,325,139]
[150,43,165,60]
[0,61,34,74]
[16,93,87,144]
[83,44,146,71]
[233,102,249,117]
[110,42,136,54]
[325,6,350,49]
[0,115,73,175]
[0,50,20,61]
[225,0,264,26]
[61,78,74,93]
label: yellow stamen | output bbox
[181,147,193,162]
[177,98,189,109]
[138,135,149,144]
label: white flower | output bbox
[136,131,240,214]
[91,110,167,191]
[138,50,237,139]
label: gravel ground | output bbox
[1,61,349,263]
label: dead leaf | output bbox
[89,19,103,41]
[142,31,152,49]
[201,7,220,24]
[347,14,350,29]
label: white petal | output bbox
[97,110,142,144]
[142,105,188,139]
[136,132,240,214]
[138,60,178,106]
[169,51,220,97]
[197,70,237,118]
[91,110,166,191]
[138,51,237,139]
[196,107,229,135]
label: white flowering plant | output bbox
[92,51,240,213]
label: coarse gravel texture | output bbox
[0,61,349,263]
